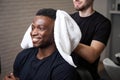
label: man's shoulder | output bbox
[95,11,110,22]
[51,51,75,70]
[53,52,77,73]
[51,54,80,80]
[70,12,79,18]
[52,60,80,80]
[16,47,37,60]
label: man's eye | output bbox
[38,26,46,31]
[32,26,35,30]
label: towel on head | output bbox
[21,24,33,49]
[20,10,82,67]
[54,10,81,67]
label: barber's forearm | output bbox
[74,42,105,63]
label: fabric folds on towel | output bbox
[54,10,81,67]
[20,10,82,67]
[21,24,33,49]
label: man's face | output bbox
[73,0,93,11]
[31,16,54,48]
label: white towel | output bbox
[20,10,82,67]
[21,24,33,49]
[54,10,81,67]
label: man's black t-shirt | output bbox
[71,11,111,80]
[13,47,80,80]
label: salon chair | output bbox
[103,56,120,80]
[76,67,93,80]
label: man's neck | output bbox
[79,7,95,17]
[37,44,56,60]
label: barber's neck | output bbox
[79,7,95,17]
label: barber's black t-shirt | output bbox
[71,11,111,80]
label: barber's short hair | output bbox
[36,8,57,20]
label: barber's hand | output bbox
[3,73,16,80]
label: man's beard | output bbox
[75,6,87,11]
[75,1,93,11]
[38,38,54,49]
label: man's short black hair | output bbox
[36,8,57,20]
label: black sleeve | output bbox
[93,19,111,45]
[51,64,80,80]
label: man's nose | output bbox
[32,28,38,35]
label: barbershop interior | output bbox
[0,0,120,80]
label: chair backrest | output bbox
[76,67,93,80]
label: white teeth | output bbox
[33,38,39,42]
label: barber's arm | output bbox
[74,40,105,63]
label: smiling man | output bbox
[3,8,80,80]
